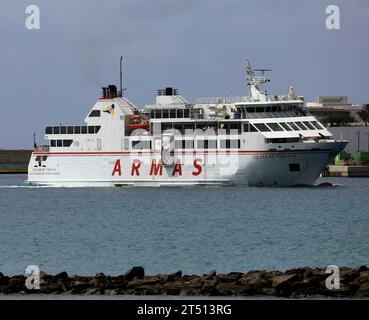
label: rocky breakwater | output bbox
[1,266,369,297]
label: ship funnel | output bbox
[101,85,118,98]
[157,87,178,96]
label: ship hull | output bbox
[26,141,346,187]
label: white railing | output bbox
[193,96,253,104]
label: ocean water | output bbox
[0,174,368,276]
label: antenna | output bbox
[119,56,123,97]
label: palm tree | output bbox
[358,104,369,126]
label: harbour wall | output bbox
[1,266,369,297]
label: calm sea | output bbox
[0,174,368,276]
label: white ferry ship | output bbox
[26,61,347,187]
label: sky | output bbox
[1,0,368,148]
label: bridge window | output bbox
[74,126,81,134]
[170,109,176,118]
[303,121,315,130]
[88,126,95,134]
[267,123,284,131]
[163,110,169,118]
[60,126,67,134]
[279,122,292,131]
[45,127,52,134]
[287,122,300,131]
[53,126,60,134]
[89,110,101,117]
[311,121,324,130]
[95,126,101,133]
[254,123,271,132]
[81,126,88,134]
[295,122,308,130]
[67,126,74,134]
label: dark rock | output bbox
[204,270,216,278]
[353,270,369,286]
[163,283,181,295]
[359,265,368,272]
[8,277,26,293]
[54,271,68,279]
[356,282,369,297]
[189,278,203,289]
[124,266,145,281]
[216,283,245,295]
[94,272,106,279]
[167,270,182,281]
[217,273,242,283]
[272,273,298,289]
[239,272,270,294]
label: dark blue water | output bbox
[0,174,368,276]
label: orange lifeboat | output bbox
[127,115,150,129]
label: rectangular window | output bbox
[132,140,151,149]
[57,140,62,147]
[279,122,292,131]
[289,163,300,172]
[82,126,88,134]
[155,110,161,118]
[63,140,73,147]
[220,139,241,149]
[184,109,190,118]
[303,121,315,130]
[287,122,300,131]
[67,126,74,134]
[177,109,183,118]
[88,126,95,134]
[170,109,176,118]
[60,126,67,134]
[197,140,205,148]
[267,123,284,131]
[208,140,217,149]
[74,126,81,134]
[53,126,60,134]
[243,123,249,132]
[185,140,194,149]
[45,127,52,134]
[95,126,101,133]
[246,107,255,113]
[89,110,101,117]
[229,122,241,134]
[295,121,308,130]
[50,140,56,147]
[254,123,271,132]
[162,110,169,118]
[150,110,155,119]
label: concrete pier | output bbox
[323,165,369,177]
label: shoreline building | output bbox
[306,96,361,126]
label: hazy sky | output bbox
[1,0,368,148]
